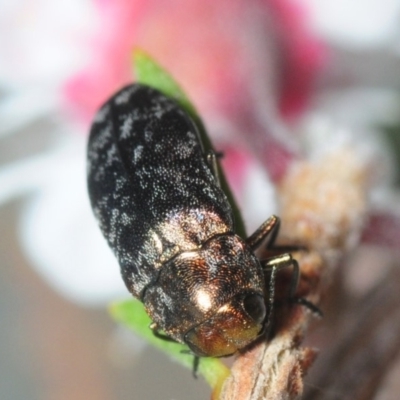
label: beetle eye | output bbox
[242,294,266,324]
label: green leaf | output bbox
[133,48,198,124]
[109,299,230,397]
[133,48,246,237]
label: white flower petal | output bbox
[306,0,400,48]
[16,135,127,306]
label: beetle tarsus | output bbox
[179,349,201,377]
[192,356,200,378]
[292,296,323,317]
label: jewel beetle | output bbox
[87,83,303,358]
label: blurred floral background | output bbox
[1,0,399,399]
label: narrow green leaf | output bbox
[133,48,198,122]
[109,299,230,395]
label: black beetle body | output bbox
[88,84,275,357]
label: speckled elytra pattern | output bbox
[87,84,265,353]
[87,84,235,295]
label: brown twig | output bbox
[220,149,369,400]
[304,264,400,400]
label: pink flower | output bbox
[64,0,326,182]
[66,0,324,121]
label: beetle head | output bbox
[181,234,267,357]
[143,234,267,357]
[184,290,266,357]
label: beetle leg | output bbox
[206,150,221,187]
[293,297,322,316]
[261,254,322,317]
[261,253,299,298]
[152,324,202,377]
[149,322,177,343]
[180,349,201,378]
[246,215,280,251]
[259,254,284,336]
[193,356,200,378]
[247,215,307,254]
